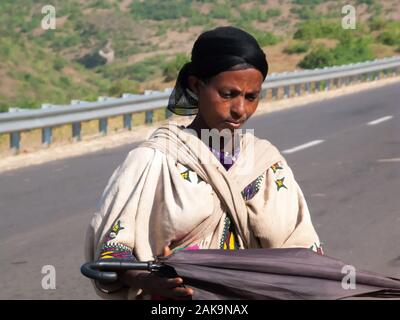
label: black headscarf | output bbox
[167,26,269,116]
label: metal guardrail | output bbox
[1,56,399,153]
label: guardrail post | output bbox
[97,98,110,134]
[42,127,52,146]
[123,114,132,130]
[99,118,107,135]
[325,80,330,91]
[283,86,290,98]
[272,88,278,99]
[72,122,81,141]
[10,132,20,154]
[70,100,82,142]
[145,110,153,124]
[305,82,310,94]
[41,104,53,146]
[260,88,267,99]
[295,84,301,96]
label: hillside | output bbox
[0,0,399,112]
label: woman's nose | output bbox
[230,96,246,120]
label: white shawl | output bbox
[85,123,321,299]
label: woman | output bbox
[85,26,322,300]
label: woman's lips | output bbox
[223,121,242,129]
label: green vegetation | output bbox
[99,55,166,83]
[357,0,374,4]
[376,21,400,46]
[209,2,233,19]
[290,6,320,20]
[293,0,324,4]
[162,53,190,82]
[298,46,335,69]
[252,30,280,46]
[77,52,107,69]
[298,35,374,69]
[377,32,400,46]
[293,20,345,40]
[130,0,193,20]
[290,0,325,20]
[283,42,310,54]
[239,7,281,22]
[368,17,387,31]
[108,79,140,97]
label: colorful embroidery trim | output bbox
[271,162,283,173]
[173,244,200,252]
[100,242,134,260]
[111,220,124,238]
[103,220,125,243]
[177,164,203,184]
[275,177,287,191]
[241,174,264,201]
[310,242,324,255]
[180,169,190,182]
[220,215,240,250]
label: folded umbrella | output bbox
[81,248,400,300]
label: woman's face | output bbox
[189,68,264,131]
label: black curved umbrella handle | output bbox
[80,260,163,283]
[81,262,118,283]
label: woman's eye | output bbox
[246,94,258,101]
[220,92,232,99]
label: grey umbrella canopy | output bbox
[159,248,400,300]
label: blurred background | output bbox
[0,0,399,112]
[0,0,399,299]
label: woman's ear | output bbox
[187,75,201,96]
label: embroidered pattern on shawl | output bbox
[99,220,136,260]
[100,243,134,260]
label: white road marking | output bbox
[282,140,325,154]
[310,193,327,197]
[367,115,393,126]
[377,158,400,163]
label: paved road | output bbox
[0,82,399,299]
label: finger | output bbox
[164,277,183,288]
[160,286,192,298]
[170,286,194,297]
[163,246,172,257]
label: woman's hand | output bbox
[118,246,193,299]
